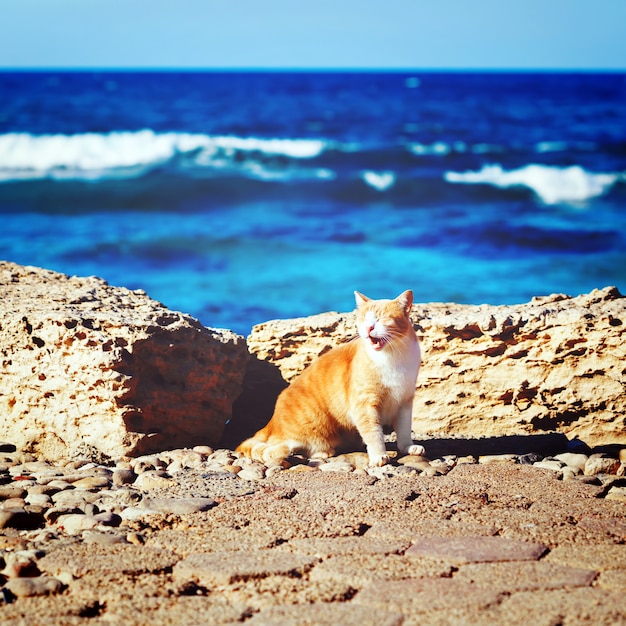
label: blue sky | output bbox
[1,0,625,69]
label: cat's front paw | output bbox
[408,444,426,456]
[400,444,426,457]
[368,453,391,467]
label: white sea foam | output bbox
[410,142,452,156]
[444,163,620,205]
[362,170,396,191]
[0,130,327,182]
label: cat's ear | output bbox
[396,290,414,315]
[354,291,370,308]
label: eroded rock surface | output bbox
[244,287,626,446]
[0,262,248,461]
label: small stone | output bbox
[606,486,626,501]
[319,461,354,473]
[71,475,112,490]
[51,489,100,508]
[456,455,477,465]
[619,449,626,464]
[133,471,172,490]
[126,532,145,545]
[335,452,370,469]
[54,514,101,534]
[397,456,432,471]
[533,460,564,473]
[44,506,81,523]
[479,454,518,464]
[237,467,266,481]
[1,497,27,509]
[288,464,318,472]
[93,511,122,526]
[4,576,65,598]
[43,479,74,491]
[561,467,580,481]
[112,468,136,486]
[193,445,214,455]
[519,453,543,465]
[24,492,52,508]
[0,485,27,500]
[584,455,620,476]
[1,553,40,578]
[575,475,602,485]
[554,452,588,470]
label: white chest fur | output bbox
[369,338,420,399]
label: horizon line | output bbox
[1,66,625,74]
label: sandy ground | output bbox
[1,457,625,626]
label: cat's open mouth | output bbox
[368,333,387,350]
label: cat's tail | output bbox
[236,433,292,467]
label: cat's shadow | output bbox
[221,358,609,460]
[220,354,288,451]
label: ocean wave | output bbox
[362,170,396,191]
[0,130,329,183]
[444,164,621,205]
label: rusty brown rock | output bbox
[0,262,248,461]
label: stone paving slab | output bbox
[309,553,453,587]
[596,569,626,590]
[577,515,626,541]
[399,588,626,626]
[145,527,277,556]
[453,560,597,592]
[405,535,548,563]
[279,536,409,557]
[38,543,179,578]
[245,602,404,626]
[544,543,626,571]
[172,550,318,586]
[493,588,626,626]
[103,596,250,626]
[364,519,498,541]
[352,577,503,613]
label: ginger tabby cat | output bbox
[236,290,424,466]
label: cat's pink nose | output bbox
[368,324,375,334]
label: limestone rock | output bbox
[242,287,625,447]
[0,262,248,461]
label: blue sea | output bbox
[1,71,625,335]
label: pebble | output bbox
[4,576,65,598]
[112,468,136,486]
[584,455,621,476]
[533,460,564,473]
[72,475,112,490]
[54,513,102,535]
[0,440,621,565]
[237,466,266,481]
[478,454,518,465]
[606,486,626,501]
[134,471,173,490]
[319,461,354,473]
[554,452,588,470]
